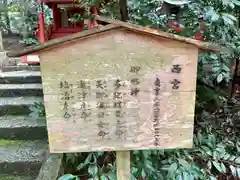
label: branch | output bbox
[197,78,228,97]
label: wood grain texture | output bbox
[116,151,130,180]
[40,29,198,153]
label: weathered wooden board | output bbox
[39,29,198,153]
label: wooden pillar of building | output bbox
[52,4,60,31]
[39,11,46,42]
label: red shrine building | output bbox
[21,0,99,64]
[36,0,99,41]
[21,0,205,64]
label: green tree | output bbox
[0,0,11,34]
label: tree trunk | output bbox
[119,0,128,21]
[2,0,11,34]
[20,0,28,39]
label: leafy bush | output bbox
[19,37,39,45]
[29,100,46,120]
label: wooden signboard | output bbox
[39,29,198,153]
[6,17,225,179]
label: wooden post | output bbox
[116,151,131,180]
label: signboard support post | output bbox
[116,151,130,180]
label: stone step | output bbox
[0,175,33,180]
[0,71,42,84]
[0,140,47,177]
[0,84,43,97]
[0,97,43,116]
[0,116,47,140]
[2,66,40,72]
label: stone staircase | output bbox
[0,69,48,180]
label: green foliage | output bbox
[58,174,80,180]
[29,100,46,119]
[99,1,121,19]
[70,0,120,23]
[59,126,240,179]
[128,0,166,28]
[19,37,39,45]
[61,152,116,180]
[43,5,53,25]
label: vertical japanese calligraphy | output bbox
[128,66,142,139]
[171,64,182,73]
[57,64,186,146]
[77,80,91,121]
[113,79,126,139]
[153,77,161,146]
[60,80,73,121]
[171,79,181,89]
[171,64,181,89]
[96,80,109,138]
[130,66,141,96]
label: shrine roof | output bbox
[7,16,228,58]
